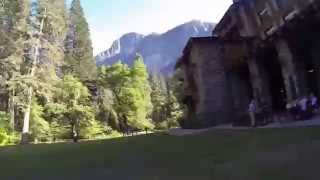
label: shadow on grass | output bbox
[1,127,320,180]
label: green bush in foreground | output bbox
[0,111,17,146]
[0,129,20,146]
[0,128,9,145]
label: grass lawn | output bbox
[1,127,320,180]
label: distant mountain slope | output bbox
[96,20,215,74]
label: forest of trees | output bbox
[0,0,184,146]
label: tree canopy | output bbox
[0,0,183,146]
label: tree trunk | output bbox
[8,89,15,131]
[21,86,33,144]
[21,49,38,144]
[72,121,79,143]
[20,9,46,145]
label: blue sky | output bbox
[74,0,232,55]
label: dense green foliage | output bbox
[149,73,183,129]
[0,0,183,145]
[97,55,183,132]
[149,73,167,124]
[0,112,10,145]
[0,111,19,145]
[98,55,154,131]
[51,75,107,139]
[30,100,50,142]
[64,0,97,80]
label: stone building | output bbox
[176,0,320,128]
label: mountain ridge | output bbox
[96,20,216,74]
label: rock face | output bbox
[96,20,215,74]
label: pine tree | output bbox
[97,62,130,131]
[128,55,153,129]
[52,75,102,141]
[0,0,30,131]
[36,0,68,79]
[164,88,183,128]
[20,0,69,144]
[0,0,29,59]
[37,0,68,42]
[65,0,96,80]
[30,99,51,142]
[165,73,186,128]
[150,73,167,124]
[98,56,154,131]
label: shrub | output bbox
[7,132,20,145]
[155,121,168,130]
[50,122,69,141]
[81,120,108,139]
[105,130,122,139]
[0,128,9,146]
[0,112,14,146]
[30,101,52,142]
[0,111,10,130]
[167,118,179,128]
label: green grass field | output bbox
[1,127,320,180]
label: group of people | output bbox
[248,93,319,127]
[286,94,318,121]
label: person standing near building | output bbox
[248,99,257,127]
[287,99,300,121]
[310,93,318,111]
[298,96,309,120]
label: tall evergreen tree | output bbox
[0,0,30,130]
[0,0,29,59]
[53,75,98,141]
[98,56,154,131]
[150,73,167,124]
[97,62,130,131]
[20,0,69,144]
[37,0,68,41]
[127,55,153,129]
[65,0,96,80]
[36,0,68,78]
[166,71,186,128]
[164,85,183,128]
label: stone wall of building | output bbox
[216,0,318,39]
[310,40,320,96]
[190,40,234,126]
[223,41,254,113]
[181,38,233,128]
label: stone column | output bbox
[247,57,272,106]
[295,61,309,96]
[275,38,301,101]
[238,4,255,37]
[311,41,320,96]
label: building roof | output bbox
[175,37,220,69]
[175,35,253,70]
[212,2,239,37]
